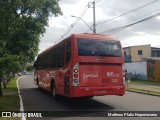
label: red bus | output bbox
[34,33,125,98]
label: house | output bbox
[123,44,160,62]
[151,47,160,57]
[123,45,160,81]
[143,57,160,82]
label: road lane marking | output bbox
[17,77,26,120]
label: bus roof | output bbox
[38,33,119,58]
[73,33,118,40]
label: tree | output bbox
[0,0,62,96]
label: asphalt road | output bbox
[18,75,160,120]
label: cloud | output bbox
[59,0,78,5]
[95,0,160,40]
[40,0,160,53]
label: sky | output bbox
[39,0,160,53]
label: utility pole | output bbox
[93,1,96,34]
[88,1,96,34]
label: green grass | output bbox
[127,87,160,96]
[130,79,160,86]
[126,79,160,96]
[0,77,20,111]
[0,77,20,120]
[2,78,19,94]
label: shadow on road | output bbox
[39,88,114,110]
[20,87,115,118]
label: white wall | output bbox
[124,62,147,80]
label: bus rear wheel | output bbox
[37,78,41,89]
[51,81,57,98]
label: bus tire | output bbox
[83,96,94,99]
[37,78,40,89]
[51,81,57,98]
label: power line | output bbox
[96,0,159,25]
[85,0,159,33]
[100,8,160,34]
[85,25,93,33]
[60,5,89,40]
[86,0,159,33]
[84,0,101,33]
[101,12,160,35]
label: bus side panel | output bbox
[38,70,49,91]
[54,69,64,95]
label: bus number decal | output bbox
[107,72,120,77]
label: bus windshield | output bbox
[77,38,122,57]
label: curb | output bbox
[16,77,26,120]
[126,90,160,97]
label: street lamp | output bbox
[71,15,94,33]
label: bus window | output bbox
[34,61,38,69]
[57,44,65,68]
[37,56,42,70]
[66,41,71,66]
[77,38,122,57]
[51,49,58,68]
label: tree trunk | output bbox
[3,80,7,89]
[0,79,3,97]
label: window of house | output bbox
[158,52,160,57]
[138,50,143,55]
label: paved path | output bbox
[18,75,160,120]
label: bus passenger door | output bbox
[55,44,66,95]
[64,41,71,95]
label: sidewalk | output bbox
[126,81,160,96]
